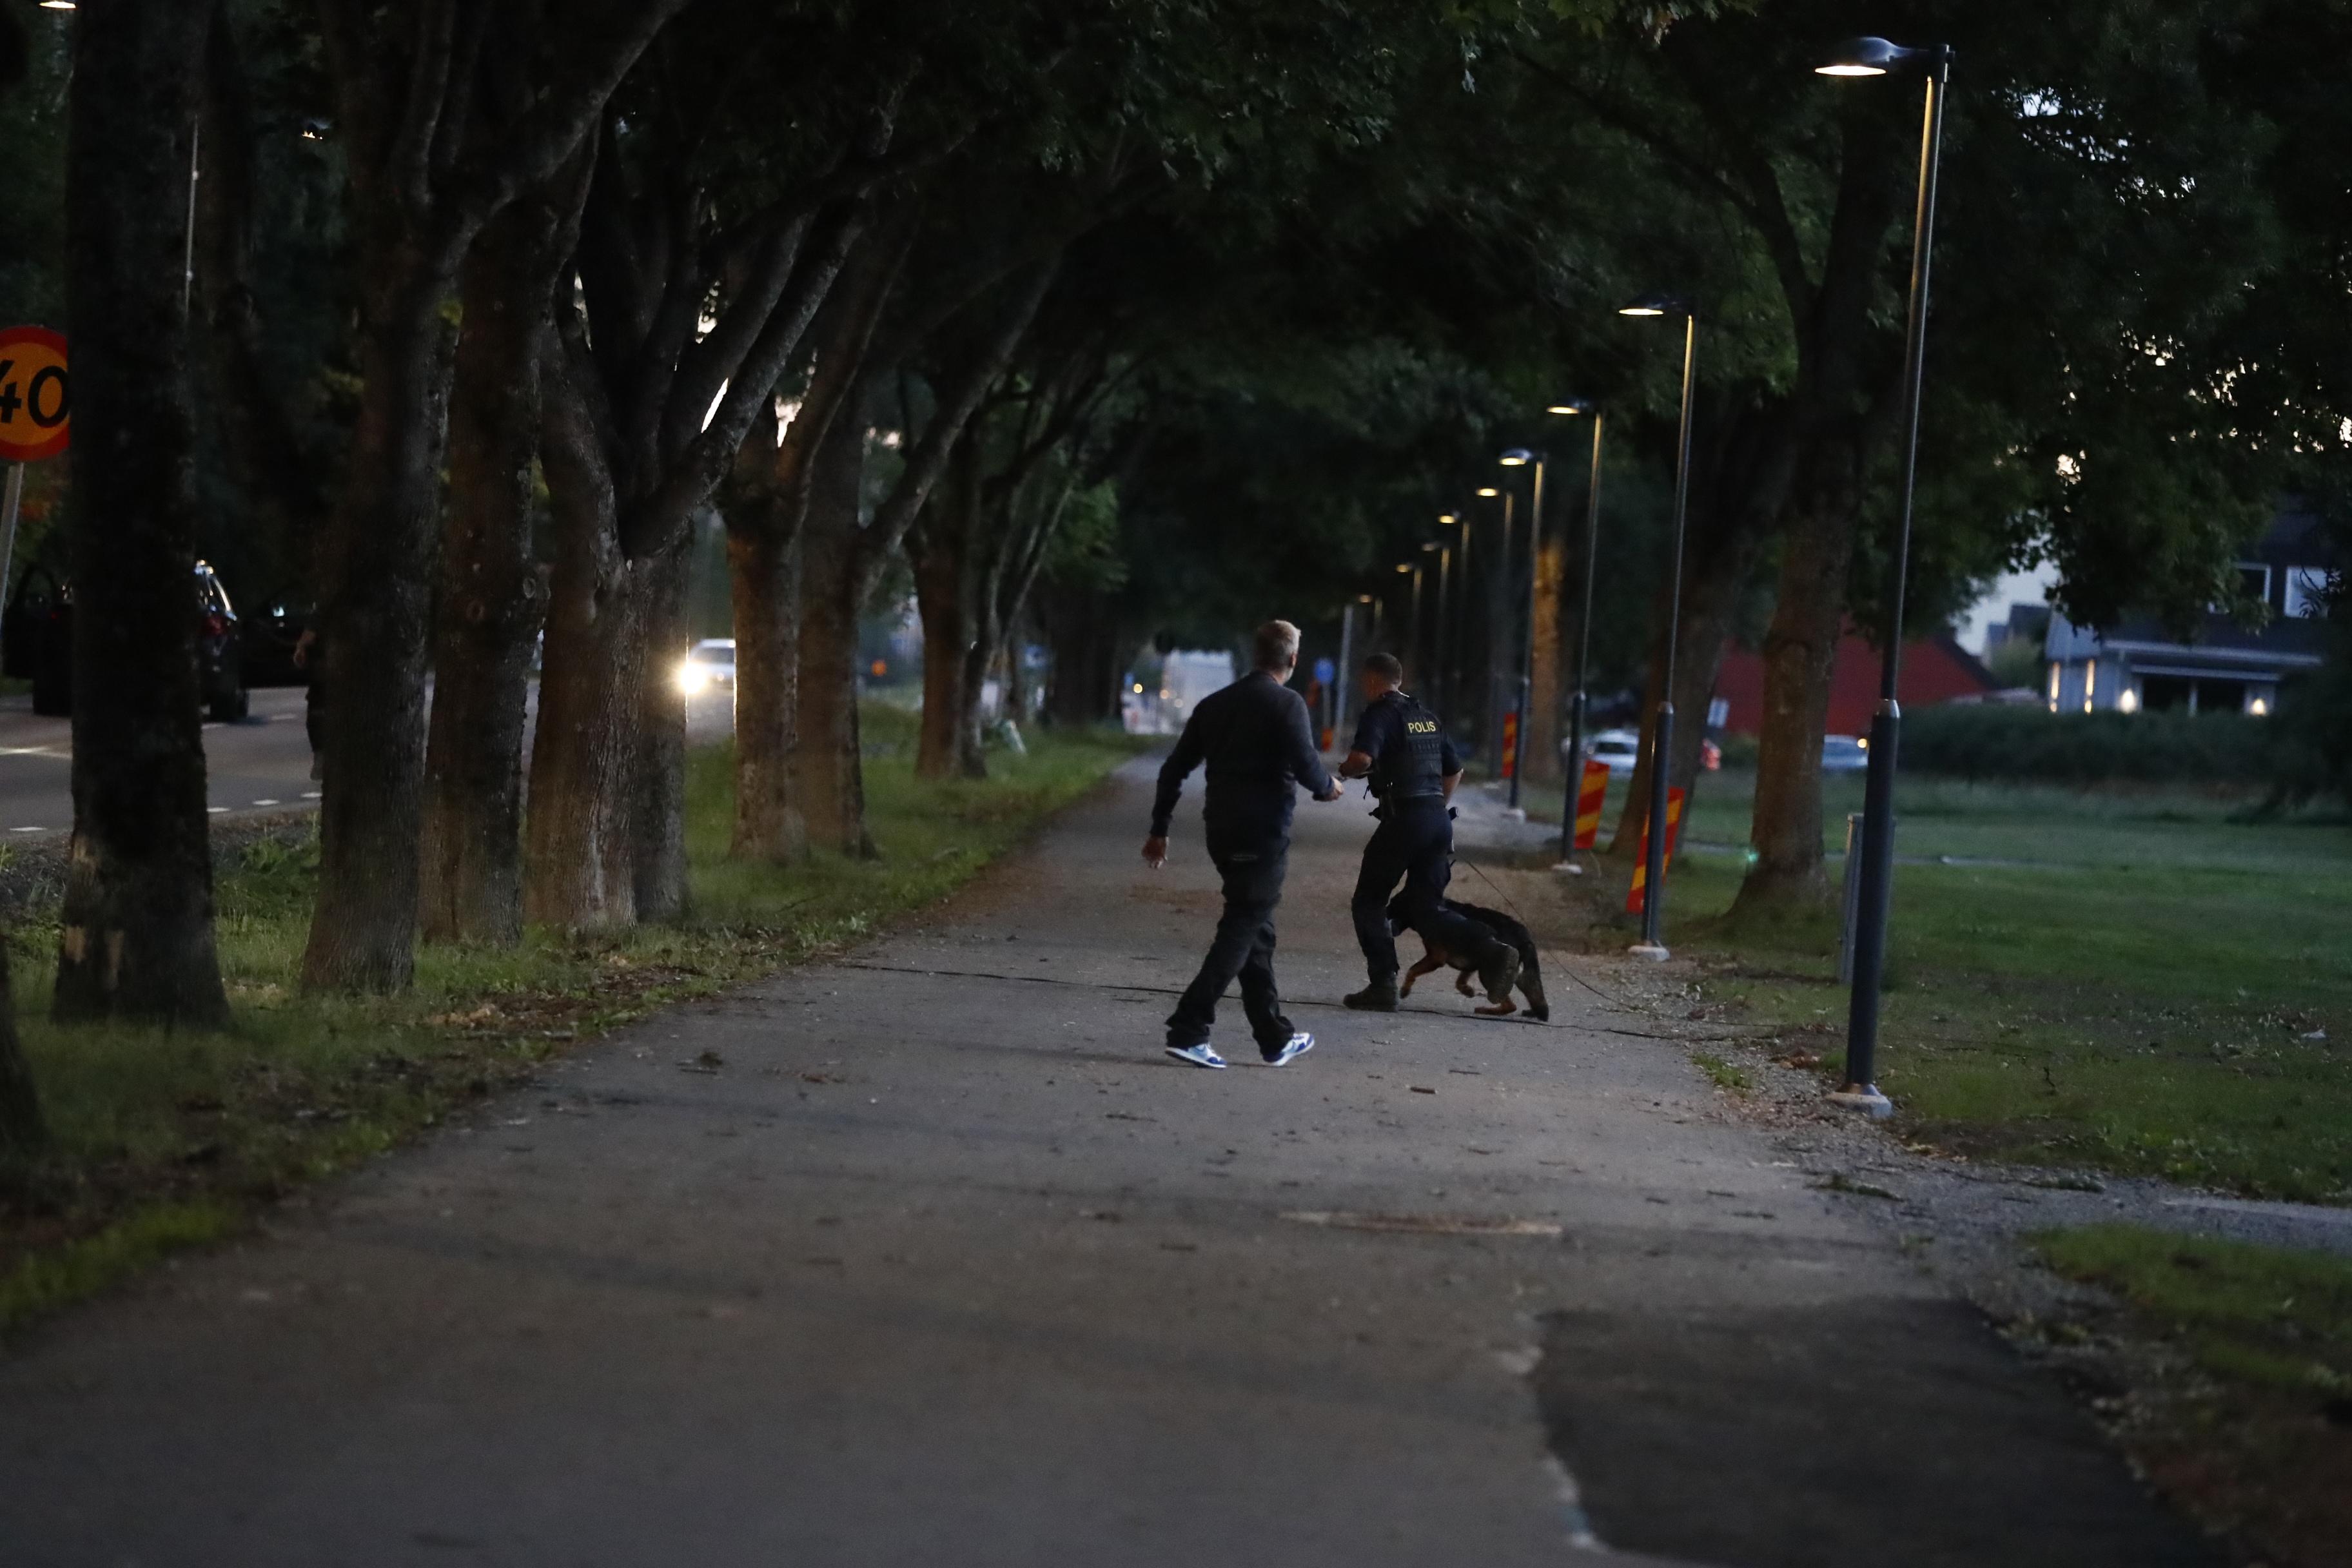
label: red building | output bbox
[1712,630,2001,737]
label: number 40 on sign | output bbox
[0,326,69,464]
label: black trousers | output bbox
[1351,799,1494,979]
[1166,835,1295,1054]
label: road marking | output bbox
[302,790,322,799]
[10,825,41,833]
[252,798,279,806]
[0,745,68,759]
[206,806,228,814]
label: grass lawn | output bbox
[2034,1224,2352,1565]
[1527,765,2352,1202]
[0,708,1142,1333]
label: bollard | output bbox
[1836,812,1864,985]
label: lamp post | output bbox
[1618,295,1697,960]
[1420,540,1445,699]
[1475,485,1505,774]
[1436,513,1464,717]
[1499,449,1546,809]
[1545,401,1603,868]
[1400,561,1422,683]
[1818,35,1952,1114]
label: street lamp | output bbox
[1499,449,1546,808]
[1436,512,1465,714]
[1816,36,1951,1115]
[1420,540,1445,700]
[1473,484,1514,780]
[1545,400,1603,870]
[1618,295,1697,960]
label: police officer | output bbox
[1336,652,1520,1011]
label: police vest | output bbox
[1371,694,1447,801]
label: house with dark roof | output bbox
[2043,504,2335,716]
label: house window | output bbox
[2084,658,2096,713]
[2236,563,2272,604]
[2284,567,2331,619]
[2046,662,2060,712]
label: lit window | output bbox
[2084,658,2097,713]
[2284,567,2331,619]
[2117,686,2140,714]
[2249,695,2269,717]
[2046,662,2060,712]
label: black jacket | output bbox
[1150,670,1335,843]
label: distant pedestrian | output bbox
[293,626,322,781]
[1142,620,1342,1069]
[1335,652,1520,1012]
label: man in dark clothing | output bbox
[1335,652,1520,1012]
[1144,620,1341,1070]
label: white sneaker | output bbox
[1164,1043,1228,1070]
[1262,1032,1315,1067]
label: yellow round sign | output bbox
[0,327,70,464]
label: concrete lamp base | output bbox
[1627,942,1671,963]
[1828,1084,1894,1119]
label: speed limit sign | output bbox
[0,326,69,464]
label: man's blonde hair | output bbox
[1253,620,1302,671]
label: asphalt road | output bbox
[0,683,738,838]
[0,686,321,834]
[0,756,2211,1566]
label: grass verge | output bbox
[0,708,1143,1335]
[1522,767,2352,1202]
[2034,1224,2352,1565]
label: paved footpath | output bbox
[1,759,2212,1567]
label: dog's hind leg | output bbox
[1400,953,1444,999]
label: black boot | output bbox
[1475,939,1522,1005]
[1344,975,1400,1011]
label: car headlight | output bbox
[676,660,709,695]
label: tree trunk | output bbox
[525,406,644,928]
[796,404,876,858]
[1004,606,1034,725]
[1527,536,1565,785]
[54,1,230,1026]
[418,197,566,946]
[1043,590,1121,727]
[632,534,691,922]
[298,244,455,989]
[725,505,805,862]
[910,508,970,781]
[0,941,39,1164]
[1607,525,1765,861]
[1730,476,1863,918]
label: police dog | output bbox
[1386,895,1550,1021]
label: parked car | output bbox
[675,637,737,695]
[4,560,249,721]
[1821,734,1870,773]
[1575,727,1643,776]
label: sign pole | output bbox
[0,461,21,647]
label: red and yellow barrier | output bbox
[1573,760,1608,850]
[1623,787,1686,915]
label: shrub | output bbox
[1898,703,2271,787]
